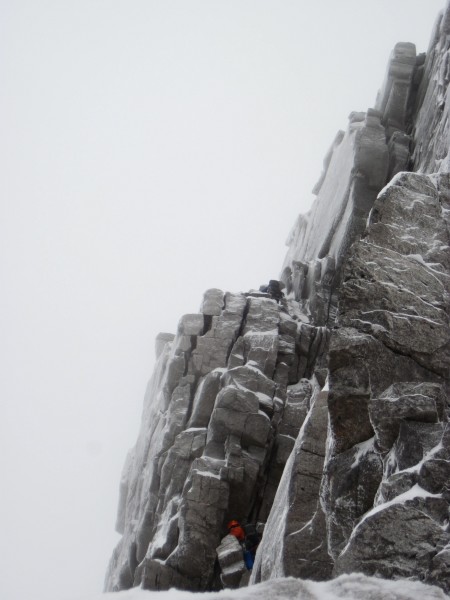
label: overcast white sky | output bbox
[0,2,446,599]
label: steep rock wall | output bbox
[326,171,450,587]
[253,4,450,592]
[280,109,389,326]
[106,290,325,591]
[107,2,450,594]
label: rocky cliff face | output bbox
[106,3,450,595]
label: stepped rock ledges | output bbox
[106,3,450,594]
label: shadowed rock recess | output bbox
[106,5,450,595]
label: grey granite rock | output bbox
[201,288,225,316]
[251,384,332,582]
[155,332,175,359]
[412,1,450,173]
[222,366,276,406]
[178,313,205,336]
[281,109,389,324]
[327,171,450,583]
[375,470,419,504]
[385,422,446,476]
[369,382,444,452]
[419,458,450,494]
[334,503,450,582]
[277,379,312,439]
[429,543,450,593]
[216,535,246,588]
[164,463,230,585]
[375,42,417,135]
[192,292,247,377]
[188,370,222,428]
[107,7,450,594]
[324,438,383,560]
[106,291,314,592]
[387,131,411,180]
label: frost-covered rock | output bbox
[369,382,445,452]
[413,4,450,173]
[251,383,332,582]
[216,535,246,589]
[375,42,417,135]
[326,171,450,587]
[334,497,449,580]
[106,291,314,592]
[107,3,450,595]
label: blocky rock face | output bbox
[251,385,333,583]
[216,535,247,588]
[327,172,450,586]
[105,289,324,592]
[280,109,389,326]
[107,3,450,595]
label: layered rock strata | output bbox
[107,2,450,595]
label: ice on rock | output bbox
[106,288,314,592]
[216,534,246,588]
[107,4,450,595]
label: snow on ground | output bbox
[72,574,448,600]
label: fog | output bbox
[1,2,445,599]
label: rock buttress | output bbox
[328,171,450,588]
[107,3,450,594]
[105,289,321,591]
[253,5,450,593]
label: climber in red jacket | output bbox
[227,520,245,542]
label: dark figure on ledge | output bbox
[259,279,285,303]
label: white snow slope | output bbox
[72,575,448,600]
